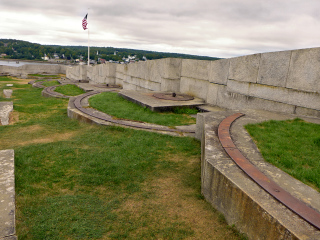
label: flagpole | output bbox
[87,9,90,66]
[88,28,90,66]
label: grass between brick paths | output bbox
[89,91,197,127]
[0,76,246,240]
[245,118,320,192]
[28,74,60,78]
[41,80,60,87]
[54,84,86,96]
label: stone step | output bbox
[0,150,17,240]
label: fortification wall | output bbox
[66,47,320,118]
[0,64,67,78]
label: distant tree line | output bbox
[0,39,221,62]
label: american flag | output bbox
[82,14,88,30]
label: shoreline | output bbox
[0,58,75,65]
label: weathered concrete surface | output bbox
[198,110,320,240]
[3,90,12,99]
[180,77,209,100]
[257,51,291,87]
[0,64,66,78]
[0,102,13,126]
[286,48,320,93]
[0,150,17,240]
[209,58,230,85]
[228,53,261,83]
[181,59,211,81]
[119,90,205,112]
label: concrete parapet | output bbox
[286,48,320,93]
[181,59,211,81]
[209,58,229,85]
[65,47,320,118]
[0,149,17,240]
[229,53,261,83]
[0,64,66,78]
[216,86,297,114]
[198,112,320,240]
[227,80,320,111]
[180,77,209,99]
[257,51,291,87]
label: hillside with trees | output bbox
[0,39,220,63]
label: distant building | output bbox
[0,53,7,58]
[99,58,106,64]
[42,54,49,61]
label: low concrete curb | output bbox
[197,110,320,240]
[0,102,13,126]
[41,85,69,99]
[0,150,17,240]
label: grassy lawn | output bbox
[245,119,320,191]
[41,80,60,87]
[28,74,60,79]
[0,76,245,240]
[89,92,197,127]
[54,84,86,96]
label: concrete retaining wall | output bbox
[0,64,67,78]
[66,47,320,118]
[197,111,320,240]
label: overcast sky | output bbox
[1,0,320,58]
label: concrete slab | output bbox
[0,149,17,240]
[0,102,13,126]
[118,90,205,112]
[3,90,12,99]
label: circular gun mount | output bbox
[153,92,194,101]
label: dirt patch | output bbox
[118,174,240,239]
[9,111,19,125]
[18,132,76,146]
[18,124,44,133]
[11,77,32,84]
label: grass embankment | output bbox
[246,119,320,191]
[0,76,245,240]
[89,92,197,127]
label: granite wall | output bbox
[66,47,320,118]
[0,64,67,78]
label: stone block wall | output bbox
[66,47,320,117]
[0,64,67,78]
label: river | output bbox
[0,60,58,67]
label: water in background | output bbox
[0,60,57,67]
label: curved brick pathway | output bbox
[218,113,320,231]
[34,78,196,135]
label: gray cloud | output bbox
[1,0,320,58]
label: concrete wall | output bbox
[66,47,320,118]
[0,64,67,78]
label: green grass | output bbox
[0,77,245,240]
[245,118,320,191]
[41,80,60,87]
[0,76,15,81]
[28,74,60,78]
[89,92,197,127]
[54,84,86,96]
